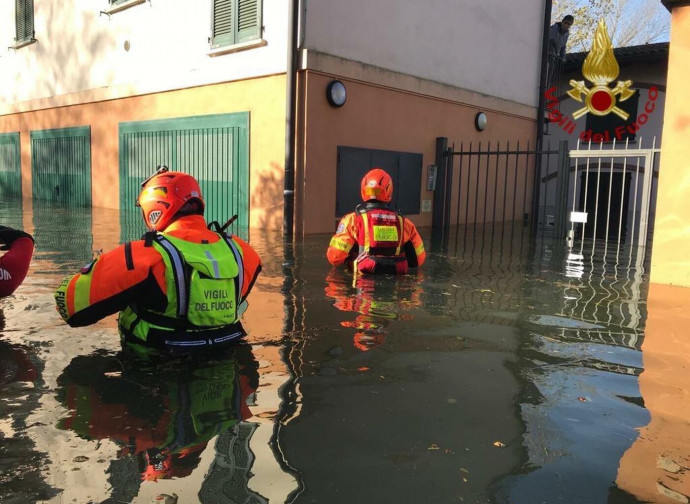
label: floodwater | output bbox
[0,198,685,504]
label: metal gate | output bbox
[0,132,21,199]
[31,126,92,206]
[432,136,660,262]
[431,137,569,252]
[562,138,660,261]
[119,113,249,242]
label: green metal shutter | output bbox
[0,133,21,200]
[119,113,249,242]
[31,126,92,206]
[237,0,261,43]
[15,0,34,43]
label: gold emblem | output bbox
[567,19,635,120]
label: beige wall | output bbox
[0,75,287,231]
[296,71,537,235]
[0,0,287,111]
[301,0,544,107]
[650,5,690,287]
[615,283,690,502]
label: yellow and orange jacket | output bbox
[327,203,426,273]
[54,215,261,343]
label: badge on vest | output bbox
[372,225,399,242]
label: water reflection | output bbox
[3,196,687,504]
[0,309,59,503]
[55,344,267,503]
[324,269,423,351]
[31,201,93,273]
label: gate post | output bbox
[553,140,570,240]
[431,137,449,230]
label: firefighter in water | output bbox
[54,167,262,350]
[0,226,34,298]
[327,168,426,274]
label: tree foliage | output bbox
[552,0,670,52]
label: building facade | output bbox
[0,0,544,236]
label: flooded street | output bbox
[1,199,687,504]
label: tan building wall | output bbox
[0,75,287,231]
[296,70,537,235]
[650,5,690,287]
[615,283,690,502]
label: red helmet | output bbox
[360,168,393,203]
[137,167,205,231]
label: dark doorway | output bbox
[578,169,632,240]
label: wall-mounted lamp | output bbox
[326,80,347,107]
[475,111,487,131]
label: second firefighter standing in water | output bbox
[327,168,426,274]
[54,167,261,349]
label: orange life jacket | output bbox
[355,207,408,274]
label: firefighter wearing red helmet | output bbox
[327,168,426,274]
[54,167,262,349]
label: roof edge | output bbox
[661,0,690,12]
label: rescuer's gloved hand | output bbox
[0,226,34,251]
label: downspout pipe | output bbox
[532,0,553,235]
[283,0,299,237]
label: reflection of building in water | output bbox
[31,201,93,272]
[615,284,690,503]
[324,268,423,351]
[54,345,277,503]
[0,309,59,503]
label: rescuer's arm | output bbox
[0,227,34,298]
[327,213,358,266]
[402,218,426,268]
[54,241,167,327]
[229,236,262,305]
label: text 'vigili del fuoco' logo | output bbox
[545,18,659,142]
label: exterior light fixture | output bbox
[475,111,487,131]
[326,80,347,107]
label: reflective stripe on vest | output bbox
[223,235,244,300]
[155,235,188,317]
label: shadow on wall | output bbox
[12,6,113,104]
[250,162,284,235]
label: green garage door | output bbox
[119,113,249,242]
[0,132,21,199]
[31,126,92,205]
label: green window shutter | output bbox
[15,0,34,43]
[212,0,235,48]
[237,0,261,43]
[211,0,261,49]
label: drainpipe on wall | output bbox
[532,0,553,235]
[283,0,300,237]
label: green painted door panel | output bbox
[119,113,249,242]
[31,127,92,206]
[0,132,21,200]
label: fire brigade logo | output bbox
[567,18,635,120]
[149,210,162,225]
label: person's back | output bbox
[0,226,34,298]
[54,167,261,349]
[327,168,426,274]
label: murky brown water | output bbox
[2,198,686,504]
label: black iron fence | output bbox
[431,137,570,250]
